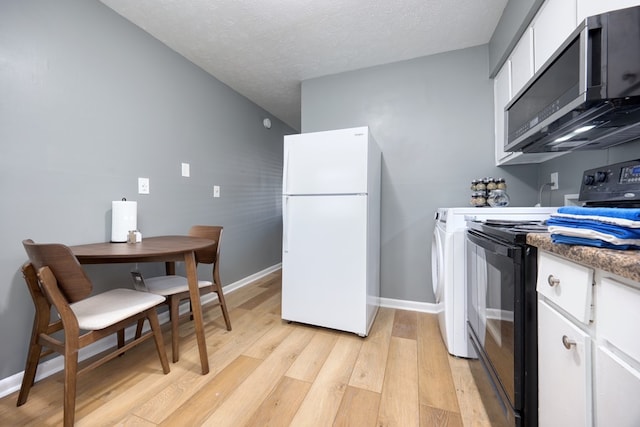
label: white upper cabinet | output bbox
[531,0,577,72]
[494,63,517,164]
[577,0,640,23]
[509,28,534,98]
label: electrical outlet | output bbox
[550,172,559,190]
[213,185,220,198]
[138,177,150,194]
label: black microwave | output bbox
[504,6,640,153]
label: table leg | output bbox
[184,251,209,374]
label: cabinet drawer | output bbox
[537,251,594,324]
[538,299,591,427]
[598,277,640,363]
[595,346,640,427]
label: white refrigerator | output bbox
[282,126,381,336]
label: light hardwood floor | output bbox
[0,270,493,426]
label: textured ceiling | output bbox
[100,0,508,130]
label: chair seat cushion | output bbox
[70,289,165,330]
[144,275,211,296]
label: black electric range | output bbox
[465,218,544,427]
[466,219,548,244]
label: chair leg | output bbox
[169,296,180,363]
[117,329,125,349]
[17,328,43,406]
[147,308,170,374]
[214,276,232,331]
[134,318,145,339]
[17,300,55,407]
[63,342,79,427]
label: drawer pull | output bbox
[547,275,560,287]
[562,335,576,350]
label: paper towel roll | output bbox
[111,200,137,242]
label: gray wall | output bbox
[301,45,541,303]
[0,0,290,379]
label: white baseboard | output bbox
[0,263,282,400]
[379,297,439,314]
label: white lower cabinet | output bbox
[538,299,591,427]
[537,250,640,426]
[594,276,640,426]
[595,346,640,426]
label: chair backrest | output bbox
[188,225,222,265]
[22,239,93,303]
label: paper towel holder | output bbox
[111,198,137,243]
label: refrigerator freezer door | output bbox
[282,194,368,334]
[283,127,370,195]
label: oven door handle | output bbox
[466,230,513,257]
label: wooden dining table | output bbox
[70,235,214,375]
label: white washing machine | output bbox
[431,206,558,358]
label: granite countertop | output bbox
[527,233,640,283]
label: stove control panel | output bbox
[579,159,640,206]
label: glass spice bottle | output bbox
[486,178,497,191]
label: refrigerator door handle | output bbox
[283,147,290,193]
[283,196,289,253]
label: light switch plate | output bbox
[213,185,220,198]
[181,162,190,177]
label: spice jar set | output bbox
[470,178,510,207]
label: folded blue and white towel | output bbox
[557,206,640,221]
[551,234,640,250]
[548,225,640,246]
[551,212,640,228]
[546,217,640,240]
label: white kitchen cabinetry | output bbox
[537,251,593,323]
[594,277,640,427]
[494,63,516,165]
[577,0,640,23]
[537,252,593,427]
[509,29,533,98]
[538,299,591,427]
[537,250,640,426]
[531,0,577,72]
[493,0,570,165]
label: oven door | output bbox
[466,229,523,424]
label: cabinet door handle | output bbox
[562,335,576,350]
[548,274,560,287]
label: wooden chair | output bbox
[19,239,170,427]
[140,225,231,362]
